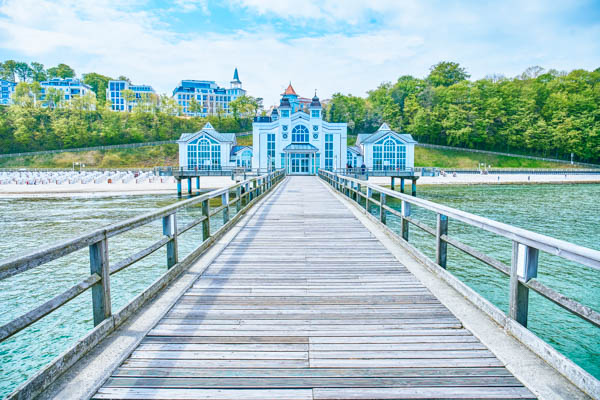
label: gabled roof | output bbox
[356,123,417,146]
[348,145,363,155]
[230,145,252,156]
[177,122,236,143]
[291,111,309,121]
[282,83,297,96]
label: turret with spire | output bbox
[230,68,242,89]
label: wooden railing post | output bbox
[236,186,241,213]
[380,193,386,224]
[89,237,111,326]
[401,200,411,241]
[222,192,230,224]
[356,183,361,203]
[162,213,178,268]
[366,187,372,211]
[436,214,448,268]
[201,199,210,240]
[509,242,539,327]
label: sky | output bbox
[0,0,599,105]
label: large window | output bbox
[292,125,309,143]
[188,136,221,170]
[347,150,357,168]
[237,150,252,167]
[187,144,197,169]
[372,137,406,171]
[325,134,333,170]
[267,133,275,169]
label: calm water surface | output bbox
[381,183,600,381]
[0,183,599,397]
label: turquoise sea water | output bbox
[0,184,598,397]
[380,184,600,381]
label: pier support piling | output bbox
[411,179,417,196]
[196,177,200,190]
[400,178,405,193]
[176,180,182,197]
[187,178,192,194]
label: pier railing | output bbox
[0,169,285,398]
[319,169,600,394]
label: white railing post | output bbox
[509,242,539,327]
[436,214,448,268]
[162,213,178,269]
[401,200,411,241]
[222,192,230,224]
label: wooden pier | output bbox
[92,177,533,399]
[2,172,599,399]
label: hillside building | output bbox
[107,80,156,111]
[172,68,246,117]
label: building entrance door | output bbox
[290,153,311,174]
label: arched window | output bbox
[373,136,406,171]
[188,137,220,170]
[383,138,396,170]
[292,125,309,143]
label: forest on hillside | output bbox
[324,63,600,163]
[1,59,599,162]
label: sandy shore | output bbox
[0,173,598,197]
[370,173,600,186]
[0,176,237,197]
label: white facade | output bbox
[39,78,95,106]
[177,122,241,170]
[252,86,347,175]
[356,123,416,171]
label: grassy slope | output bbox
[0,137,576,169]
[0,144,178,169]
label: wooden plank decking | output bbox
[93,176,535,400]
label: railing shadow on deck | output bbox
[0,169,286,400]
[318,169,600,399]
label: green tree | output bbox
[427,61,470,87]
[45,87,64,109]
[1,60,17,81]
[47,63,75,79]
[188,97,202,115]
[30,62,47,82]
[14,62,32,82]
[121,89,136,111]
[83,72,112,107]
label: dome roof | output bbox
[310,93,321,107]
[280,97,291,107]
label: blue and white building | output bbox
[107,80,156,111]
[39,78,95,106]
[172,68,246,116]
[178,122,251,170]
[356,123,416,171]
[0,79,16,105]
[252,84,347,175]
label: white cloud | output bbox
[0,0,598,106]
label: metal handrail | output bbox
[318,169,600,330]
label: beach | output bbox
[0,176,237,197]
[0,173,598,197]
